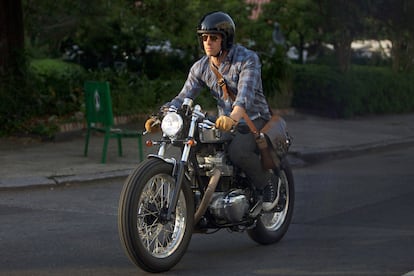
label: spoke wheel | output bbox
[136,173,187,258]
[118,159,194,273]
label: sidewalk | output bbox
[1,112,414,189]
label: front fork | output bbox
[163,160,186,221]
[161,105,203,221]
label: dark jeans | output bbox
[228,118,270,191]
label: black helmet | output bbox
[197,11,235,51]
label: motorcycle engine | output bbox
[196,151,233,176]
[209,189,250,223]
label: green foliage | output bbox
[369,0,414,72]
[0,72,32,135]
[85,69,185,115]
[292,64,414,118]
[22,115,60,139]
[4,0,413,138]
[0,59,85,136]
[29,59,86,116]
[261,46,294,109]
[1,57,186,136]
[142,51,191,80]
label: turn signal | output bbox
[145,140,153,147]
[186,139,196,147]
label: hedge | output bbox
[29,59,86,117]
[2,58,414,137]
[291,64,414,118]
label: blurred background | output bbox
[1,0,413,138]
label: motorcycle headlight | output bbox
[161,112,183,138]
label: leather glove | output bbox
[215,115,237,132]
[144,116,161,133]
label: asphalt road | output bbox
[1,146,414,276]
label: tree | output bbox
[0,0,25,75]
[371,0,414,72]
[258,0,322,63]
[23,0,116,58]
[0,0,31,135]
[310,0,372,72]
[259,0,371,72]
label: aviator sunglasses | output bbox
[201,34,220,42]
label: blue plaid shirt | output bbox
[170,44,271,121]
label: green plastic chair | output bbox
[83,81,144,163]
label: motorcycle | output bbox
[118,98,295,273]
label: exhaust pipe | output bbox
[194,168,221,224]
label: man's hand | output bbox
[215,115,237,131]
[144,116,161,134]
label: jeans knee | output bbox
[228,146,247,161]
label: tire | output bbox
[247,158,295,245]
[118,158,194,273]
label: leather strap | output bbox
[210,62,231,101]
[209,61,259,136]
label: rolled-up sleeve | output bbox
[170,60,205,108]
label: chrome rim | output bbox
[136,174,187,258]
[261,170,289,230]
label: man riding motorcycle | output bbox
[145,11,279,212]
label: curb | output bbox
[0,169,133,191]
[290,137,414,166]
[52,168,133,185]
[2,137,414,191]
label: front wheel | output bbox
[248,158,295,245]
[118,158,194,273]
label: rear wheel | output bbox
[118,158,194,273]
[247,158,294,244]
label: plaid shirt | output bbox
[170,44,271,121]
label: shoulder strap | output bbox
[209,60,259,135]
[210,61,233,101]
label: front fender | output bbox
[147,154,180,179]
[147,154,192,184]
[147,154,177,166]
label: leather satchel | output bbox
[259,115,291,169]
[210,62,291,169]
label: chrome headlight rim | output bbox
[161,112,183,138]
